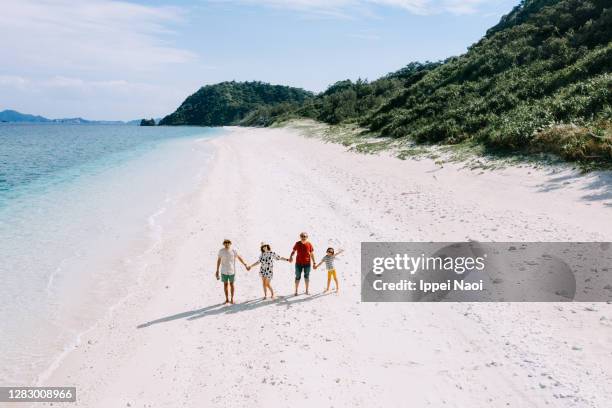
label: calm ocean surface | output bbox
[0,124,223,385]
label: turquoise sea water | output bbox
[0,124,223,385]
[0,124,217,205]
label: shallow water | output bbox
[0,124,223,385]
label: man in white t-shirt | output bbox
[216,239,248,304]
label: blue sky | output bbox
[0,0,519,120]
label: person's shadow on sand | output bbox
[136,292,332,328]
[136,302,227,328]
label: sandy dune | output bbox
[39,126,612,408]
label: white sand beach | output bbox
[38,126,612,408]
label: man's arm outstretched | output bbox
[236,253,249,270]
[289,244,296,263]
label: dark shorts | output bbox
[295,264,311,281]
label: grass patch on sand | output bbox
[278,119,396,152]
[278,119,611,172]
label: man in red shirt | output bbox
[289,232,316,296]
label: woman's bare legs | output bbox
[261,276,268,299]
[265,278,275,299]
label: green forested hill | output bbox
[366,0,612,162]
[240,62,442,127]
[246,0,612,163]
[159,81,313,126]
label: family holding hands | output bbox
[215,232,342,304]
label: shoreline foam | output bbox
[0,129,220,388]
[34,138,218,387]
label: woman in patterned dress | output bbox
[247,243,289,299]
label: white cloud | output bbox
[366,0,430,15]
[0,74,188,120]
[0,75,30,88]
[211,0,491,16]
[0,0,196,73]
[440,0,490,14]
[0,75,161,97]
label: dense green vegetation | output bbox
[159,81,313,126]
[366,0,612,163]
[140,118,156,126]
[241,62,441,127]
[162,0,611,164]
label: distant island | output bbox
[0,109,143,125]
[0,110,51,123]
[158,0,611,165]
[139,118,156,126]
